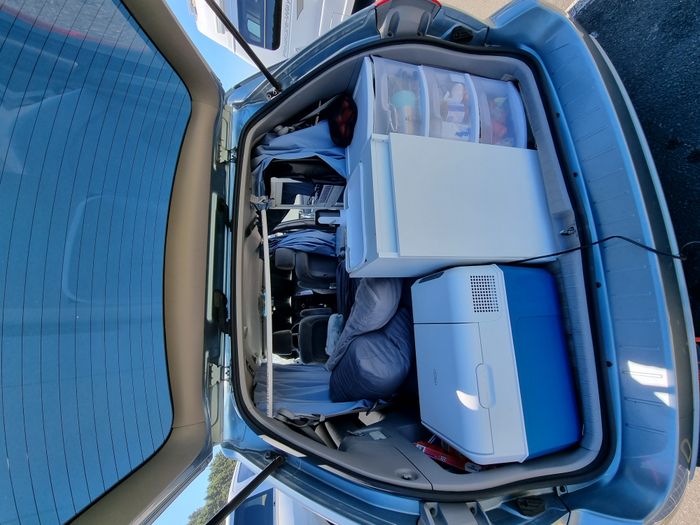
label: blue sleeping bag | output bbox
[269,230,337,257]
[329,307,414,402]
[327,278,415,402]
[251,121,347,197]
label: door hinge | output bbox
[219,145,237,165]
[210,363,231,386]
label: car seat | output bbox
[275,247,336,291]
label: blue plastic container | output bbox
[411,265,581,464]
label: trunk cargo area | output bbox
[231,42,605,494]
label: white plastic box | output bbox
[343,57,551,277]
[372,58,427,136]
[423,65,479,142]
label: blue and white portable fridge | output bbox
[411,265,581,464]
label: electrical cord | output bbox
[510,235,700,264]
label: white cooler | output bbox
[411,265,581,464]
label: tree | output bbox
[187,452,238,525]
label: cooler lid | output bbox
[414,323,495,456]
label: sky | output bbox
[151,3,254,522]
[154,459,212,525]
[165,0,256,90]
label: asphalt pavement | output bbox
[576,0,700,334]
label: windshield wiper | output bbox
[202,0,283,94]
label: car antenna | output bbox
[202,0,283,94]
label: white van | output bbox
[189,0,363,66]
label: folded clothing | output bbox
[325,313,345,356]
[251,121,347,197]
[269,230,337,257]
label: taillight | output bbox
[374,0,442,7]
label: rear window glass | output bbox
[0,1,191,523]
[238,0,281,50]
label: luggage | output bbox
[411,265,581,464]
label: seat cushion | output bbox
[274,247,296,271]
[272,330,296,357]
[300,307,333,318]
[295,252,337,290]
[254,363,373,418]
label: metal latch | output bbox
[218,105,233,164]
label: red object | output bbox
[416,441,468,471]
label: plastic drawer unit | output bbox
[411,265,581,464]
[342,57,553,277]
[472,76,527,148]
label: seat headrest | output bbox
[275,247,295,271]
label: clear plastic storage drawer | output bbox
[472,76,527,148]
[422,66,479,142]
[372,57,427,136]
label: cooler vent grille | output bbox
[470,275,499,313]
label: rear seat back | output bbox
[275,247,337,290]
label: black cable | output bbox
[510,235,700,264]
[680,240,700,255]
